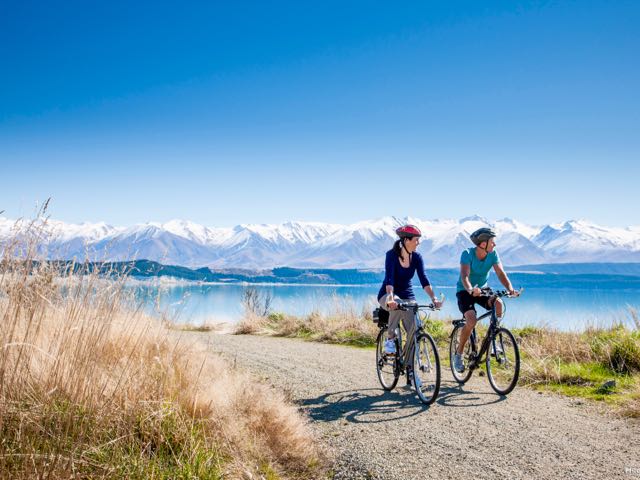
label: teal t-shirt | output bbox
[456,248,501,292]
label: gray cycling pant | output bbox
[378,295,416,368]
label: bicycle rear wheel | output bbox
[449,325,474,383]
[486,327,520,395]
[413,333,441,405]
[376,329,399,390]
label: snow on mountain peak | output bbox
[1,215,639,268]
[459,215,490,224]
[160,219,213,243]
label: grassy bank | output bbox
[236,309,380,348]
[0,229,323,478]
[236,305,640,417]
[513,320,640,416]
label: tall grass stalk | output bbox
[0,215,322,478]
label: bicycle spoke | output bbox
[449,325,474,383]
[486,328,520,395]
[376,329,399,390]
[413,333,440,405]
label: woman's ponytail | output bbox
[392,239,403,257]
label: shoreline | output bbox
[126,275,640,291]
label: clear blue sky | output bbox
[1,1,639,227]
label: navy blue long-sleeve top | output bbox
[377,250,431,301]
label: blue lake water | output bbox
[134,282,640,331]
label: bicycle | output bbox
[373,299,442,405]
[449,288,522,395]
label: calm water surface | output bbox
[135,283,640,331]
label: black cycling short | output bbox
[456,290,493,315]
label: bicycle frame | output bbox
[449,288,522,395]
[376,299,443,402]
[387,304,430,374]
[455,298,505,370]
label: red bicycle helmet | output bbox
[395,224,422,238]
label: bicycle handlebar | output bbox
[393,292,445,312]
[484,287,524,298]
[396,301,441,312]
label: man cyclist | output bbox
[377,224,443,385]
[453,227,519,373]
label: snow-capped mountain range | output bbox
[1,215,640,269]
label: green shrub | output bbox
[422,317,448,344]
[335,329,376,347]
[589,326,640,374]
[610,335,640,374]
[512,325,545,338]
[268,312,286,322]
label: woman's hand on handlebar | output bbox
[386,293,398,310]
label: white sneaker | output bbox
[384,339,396,355]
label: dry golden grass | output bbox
[516,322,640,377]
[0,218,324,479]
[165,320,229,333]
[236,293,453,348]
[236,295,380,347]
[513,321,640,417]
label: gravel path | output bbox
[179,332,639,480]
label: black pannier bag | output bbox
[372,307,389,327]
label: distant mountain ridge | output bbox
[32,260,640,290]
[1,215,640,269]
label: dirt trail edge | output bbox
[179,332,639,480]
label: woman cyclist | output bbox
[377,224,442,383]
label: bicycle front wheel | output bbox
[413,333,441,405]
[449,325,474,383]
[486,327,520,395]
[376,329,399,390]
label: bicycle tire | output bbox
[486,327,520,395]
[449,325,474,384]
[413,332,441,405]
[376,329,399,390]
